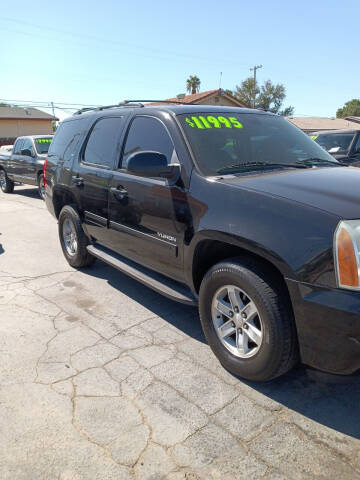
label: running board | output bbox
[87,244,198,306]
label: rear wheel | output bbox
[0,170,14,193]
[58,205,95,268]
[199,258,298,381]
[38,173,45,200]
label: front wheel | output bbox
[38,173,45,200]
[58,205,95,268]
[0,169,14,193]
[199,258,298,381]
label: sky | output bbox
[0,0,358,120]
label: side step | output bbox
[87,244,198,306]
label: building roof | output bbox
[0,106,58,121]
[344,116,360,125]
[149,89,248,108]
[286,116,360,132]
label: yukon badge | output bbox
[157,232,177,243]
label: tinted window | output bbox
[354,135,360,153]
[122,116,175,167]
[314,133,354,153]
[83,117,123,168]
[49,118,85,161]
[13,138,24,154]
[21,138,34,155]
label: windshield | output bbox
[34,137,53,154]
[311,133,354,153]
[178,113,338,176]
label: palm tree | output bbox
[186,75,201,95]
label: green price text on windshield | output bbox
[36,138,52,143]
[185,116,243,130]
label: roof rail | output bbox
[73,101,145,115]
[73,99,194,115]
[126,99,194,105]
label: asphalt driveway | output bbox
[1,186,360,480]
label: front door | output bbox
[18,138,37,184]
[73,116,125,246]
[107,115,187,282]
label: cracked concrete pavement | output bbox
[1,185,360,480]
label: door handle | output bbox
[110,186,128,201]
[72,176,84,187]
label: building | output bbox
[286,116,360,133]
[0,106,58,146]
[150,89,248,108]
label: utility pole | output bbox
[50,102,56,132]
[250,65,262,108]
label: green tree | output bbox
[234,77,259,107]
[186,75,201,95]
[336,99,360,118]
[234,77,293,115]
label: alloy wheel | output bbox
[211,285,263,358]
[62,218,78,256]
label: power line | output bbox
[0,98,100,107]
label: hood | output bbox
[220,166,360,219]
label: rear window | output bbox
[49,118,87,161]
[34,137,52,154]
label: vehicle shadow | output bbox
[12,187,41,200]
[243,366,360,440]
[87,261,205,343]
[0,234,3,255]
[85,261,360,441]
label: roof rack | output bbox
[73,99,194,115]
[73,101,145,115]
[124,99,194,105]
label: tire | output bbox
[0,169,14,193]
[199,258,298,382]
[58,205,95,268]
[38,173,45,200]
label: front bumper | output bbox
[287,279,360,375]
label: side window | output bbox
[122,116,175,167]
[83,117,123,168]
[13,139,24,154]
[21,138,34,155]
[355,135,360,153]
[49,118,86,163]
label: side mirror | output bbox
[21,148,33,157]
[126,151,180,179]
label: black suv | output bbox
[45,104,360,381]
[0,135,53,199]
[310,129,360,164]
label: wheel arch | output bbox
[52,185,79,219]
[189,231,294,295]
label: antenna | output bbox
[219,72,222,89]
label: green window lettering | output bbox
[184,115,243,130]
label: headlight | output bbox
[335,220,360,290]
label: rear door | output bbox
[74,116,125,246]
[8,138,24,179]
[107,115,186,281]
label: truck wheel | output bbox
[0,170,14,193]
[199,258,298,381]
[38,173,45,200]
[58,205,95,268]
